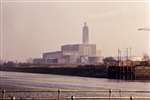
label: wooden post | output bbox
[2,89,5,99]
[130,96,133,100]
[109,89,112,100]
[11,96,16,100]
[119,89,121,100]
[71,96,75,100]
[57,89,60,100]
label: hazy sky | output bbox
[0,0,149,62]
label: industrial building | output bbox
[34,22,101,64]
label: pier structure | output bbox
[108,65,136,80]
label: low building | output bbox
[0,60,4,65]
[41,44,99,64]
[43,51,62,64]
[61,44,97,64]
[33,58,45,64]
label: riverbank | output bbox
[0,65,108,78]
[1,64,150,80]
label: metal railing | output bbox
[1,96,150,100]
[1,89,150,100]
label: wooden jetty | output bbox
[108,65,136,80]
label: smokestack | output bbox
[82,22,89,44]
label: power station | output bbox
[33,23,101,64]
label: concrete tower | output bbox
[82,22,89,44]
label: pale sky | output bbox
[0,0,149,62]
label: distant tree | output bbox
[103,57,117,65]
[142,53,149,61]
[4,61,15,67]
[142,53,149,66]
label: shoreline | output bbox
[1,65,150,81]
[0,66,108,78]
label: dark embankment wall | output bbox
[0,65,108,78]
[135,66,150,80]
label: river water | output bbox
[0,71,150,99]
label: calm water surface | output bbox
[0,71,150,98]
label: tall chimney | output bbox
[82,22,89,44]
